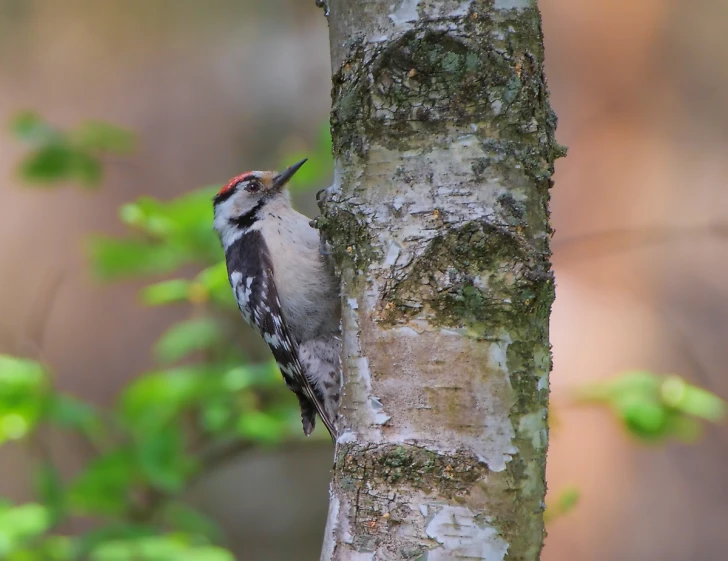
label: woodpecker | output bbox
[213,159,341,440]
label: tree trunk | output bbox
[317,1,560,559]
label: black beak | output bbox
[272,158,307,190]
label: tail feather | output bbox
[296,393,317,436]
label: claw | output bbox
[319,232,332,257]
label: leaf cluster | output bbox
[11,112,134,188]
[2,113,334,559]
[574,370,725,443]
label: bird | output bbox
[212,158,341,440]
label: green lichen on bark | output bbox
[380,219,553,336]
[315,188,380,272]
[329,6,559,171]
[322,1,558,559]
[334,441,548,560]
[336,443,488,497]
[334,443,492,554]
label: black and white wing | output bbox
[225,230,337,440]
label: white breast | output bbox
[258,202,338,342]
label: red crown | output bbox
[218,172,254,197]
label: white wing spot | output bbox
[264,332,283,348]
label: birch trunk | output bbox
[316,1,561,559]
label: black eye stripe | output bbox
[229,198,265,229]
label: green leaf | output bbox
[89,238,191,280]
[154,318,222,364]
[89,535,234,561]
[141,279,193,306]
[67,451,137,516]
[160,503,222,542]
[195,262,235,308]
[664,414,702,443]
[47,393,102,431]
[11,113,133,189]
[72,524,159,558]
[9,111,56,144]
[576,371,726,443]
[119,190,217,249]
[18,144,102,187]
[616,397,668,440]
[0,504,52,556]
[93,187,224,282]
[221,362,279,392]
[595,370,659,400]
[120,362,287,438]
[176,546,234,561]
[7,536,74,561]
[544,486,580,524]
[200,399,235,434]
[33,463,64,519]
[72,121,135,153]
[140,262,233,308]
[236,410,289,443]
[46,393,108,453]
[70,150,103,186]
[118,367,211,433]
[660,375,726,422]
[0,354,47,384]
[134,426,193,493]
[0,355,49,444]
[195,262,228,291]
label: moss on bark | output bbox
[320,1,559,559]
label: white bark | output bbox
[317,1,560,559]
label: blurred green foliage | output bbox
[547,371,725,524]
[544,486,580,524]
[2,112,334,559]
[10,111,134,188]
[0,355,48,443]
[573,370,725,443]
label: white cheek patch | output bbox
[213,193,266,248]
[213,198,245,247]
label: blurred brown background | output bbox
[0,0,726,559]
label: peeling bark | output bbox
[317,1,560,559]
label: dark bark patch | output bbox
[378,220,552,332]
[314,189,379,273]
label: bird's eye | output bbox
[244,180,262,193]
